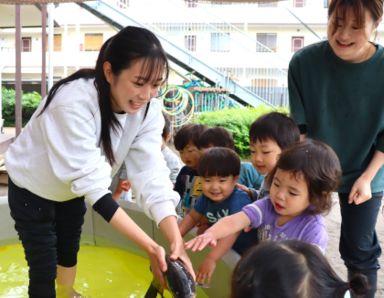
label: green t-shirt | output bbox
[288,41,384,193]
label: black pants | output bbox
[339,192,383,298]
[8,179,86,298]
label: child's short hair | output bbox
[249,112,300,149]
[197,147,240,177]
[162,112,172,140]
[174,123,207,151]
[198,127,235,150]
[266,138,342,214]
[231,240,369,298]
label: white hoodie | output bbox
[5,78,179,225]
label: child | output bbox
[185,139,342,253]
[162,112,182,184]
[198,126,263,190]
[174,123,207,216]
[240,111,300,200]
[111,163,131,201]
[179,147,257,286]
[230,240,369,298]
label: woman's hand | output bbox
[196,257,216,287]
[147,244,168,287]
[184,232,218,252]
[348,175,372,205]
[169,240,196,281]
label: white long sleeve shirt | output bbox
[5,78,179,225]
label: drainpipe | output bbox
[15,4,22,136]
[47,3,54,91]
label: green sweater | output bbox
[288,41,384,193]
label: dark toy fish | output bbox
[144,255,196,298]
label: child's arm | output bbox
[196,233,239,286]
[112,179,130,201]
[178,209,203,237]
[185,211,250,251]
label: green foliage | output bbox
[1,87,42,126]
[194,105,288,158]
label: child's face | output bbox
[269,169,310,224]
[201,175,238,203]
[179,143,201,169]
[250,139,282,175]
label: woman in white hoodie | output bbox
[5,26,193,298]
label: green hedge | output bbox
[194,105,288,158]
[2,87,41,126]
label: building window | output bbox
[54,34,62,51]
[22,37,32,52]
[185,0,197,8]
[258,2,277,7]
[44,34,62,51]
[184,35,196,52]
[84,33,103,51]
[323,0,329,8]
[256,33,277,52]
[116,0,129,8]
[293,0,305,7]
[211,32,230,52]
[291,36,304,52]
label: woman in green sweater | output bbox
[288,1,384,297]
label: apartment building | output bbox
[1,0,382,105]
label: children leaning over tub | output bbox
[237,111,300,201]
[179,147,258,287]
[185,139,342,254]
[198,126,264,191]
[174,124,207,216]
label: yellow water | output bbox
[0,244,207,298]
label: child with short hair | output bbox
[174,123,207,215]
[179,147,258,286]
[230,240,369,298]
[162,112,182,184]
[241,111,300,200]
[198,126,263,190]
[185,139,342,253]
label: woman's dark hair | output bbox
[173,124,207,151]
[328,0,383,33]
[249,112,300,150]
[38,26,169,164]
[197,147,240,178]
[266,139,342,215]
[231,240,369,298]
[198,126,235,150]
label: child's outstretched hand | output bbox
[196,257,216,287]
[184,232,217,252]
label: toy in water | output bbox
[144,255,196,298]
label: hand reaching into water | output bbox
[169,240,196,282]
[147,244,168,287]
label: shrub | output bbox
[194,105,288,158]
[1,87,41,126]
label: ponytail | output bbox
[348,274,370,296]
